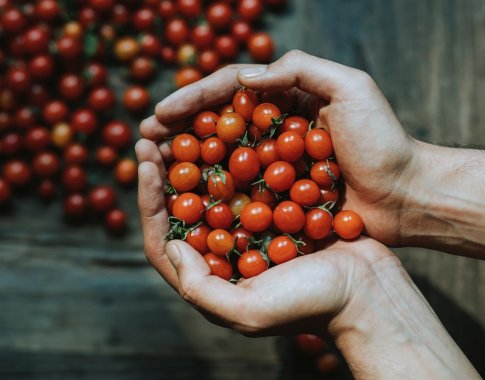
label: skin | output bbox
[137,50,485,379]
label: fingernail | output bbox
[166,241,180,268]
[239,66,267,78]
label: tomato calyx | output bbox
[205,195,222,210]
[305,200,336,213]
[165,179,177,195]
[236,130,255,147]
[202,164,226,185]
[325,159,338,190]
[166,216,202,240]
[283,233,308,255]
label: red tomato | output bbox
[90,0,115,12]
[248,32,274,63]
[305,128,333,160]
[62,165,87,192]
[139,34,161,57]
[159,0,177,18]
[255,139,280,168]
[233,88,259,122]
[14,107,36,129]
[168,162,201,192]
[216,112,246,143]
[27,84,49,107]
[123,86,150,113]
[228,147,261,182]
[273,201,305,233]
[316,352,339,374]
[24,26,49,54]
[3,160,31,187]
[1,8,26,35]
[59,74,85,102]
[238,250,268,278]
[29,54,54,81]
[71,109,98,135]
[84,62,108,87]
[204,253,233,280]
[193,110,219,138]
[206,2,233,30]
[201,137,226,165]
[295,334,326,354]
[166,193,179,215]
[219,103,234,115]
[333,210,364,240]
[215,35,238,60]
[294,234,315,255]
[114,37,140,61]
[252,102,281,132]
[133,8,155,31]
[88,87,116,111]
[6,65,31,93]
[276,131,305,162]
[240,201,272,232]
[268,235,298,264]
[177,0,201,18]
[115,159,137,185]
[238,0,263,22]
[310,160,341,189]
[56,36,83,60]
[64,143,89,165]
[206,202,233,229]
[172,192,204,224]
[232,226,253,252]
[0,179,11,203]
[191,23,215,48]
[281,115,309,136]
[165,18,190,46]
[207,169,235,201]
[175,67,203,88]
[290,179,321,207]
[263,161,296,192]
[172,133,201,163]
[320,188,339,204]
[37,179,56,200]
[304,208,332,240]
[250,185,276,206]
[231,20,252,44]
[64,193,87,218]
[102,121,132,150]
[198,49,220,73]
[228,192,251,217]
[43,100,68,125]
[105,209,127,233]
[24,127,50,152]
[207,229,234,256]
[33,151,60,179]
[96,146,118,166]
[186,224,211,254]
[2,133,23,156]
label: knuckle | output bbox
[280,49,306,65]
[179,279,198,303]
[352,69,376,89]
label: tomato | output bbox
[114,37,139,61]
[84,62,107,87]
[281,115,309,136]
[14,107,36,129]
[248,123,262,143]
[263,160,296,192]
[191,23,215,48]
[63,21,83,39]
[43,100,68,125]
[176,43,196,66]
[0,112,10,132]
[276,131,305,162]
[290,179,321,207]
[294,234,315,255]
[59,74,85,102]
[201,137,226,164]
[207,169,235,201]
[6,65,31,93]
[115,159,137,185]
[33,151,60,179]
[248,32,274,63]
[177,0,201,18]
[172,192,204,224]
[24,127,49,152]
[169,162,201,192]
[161,46,177,65]
[24,26,49,54]
[198,49,220,73]
[130,56,155,81]
[90,0,115,12]
[316,352,339,374]
[89,186,115,213]
[255,139,280,168]
[333,210,364,240]
[51,122,73,148]
[215,35,238,60]
[88,87,115,111]
[219,103,234,115]
[238,250,268,278]
[273,201,305,233]
[2,133,23,156]
[233,88,259,122]
[172,133,201,163]
[62,166,87,192]
[165,18,190,46]
[64,193,87,218]
[71,109,98,135]
[204,253,233,280]
[1,8,26,35]
[304,208,332,240]
[232,226,253,252]
[0,179,11,203]
[206,2,233,30]
[231,20,252,44]
[228,147,261,182]
[175,67,203,88]
[310,160,341,189]
[64,143,88,165]
[252,102,281,132]
[102,121,132,150]
[216,112,246,143]
[206,202,233,229]
[268,236,298,264]
[320,188,339,204]
[105,209,127,233]
[186,224,211,254]
[96,146,118,166]
[295,334,326,354]
[159,0,177,18]
[139,34,161,57]
[305,128,333,160]
[123,86,150,113]
[207,229,234,256]
[193,111,219,137]
[238,0,263,22]
[133,8,155,31]
[250,185,276,206]
[29,54,54,81]
[37,179,56,200]
[27,84,49,107]
[4,160,31,187]
[56,36,82,60]
[240,201,272,232]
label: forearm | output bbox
[401,141,485,258]
[330,258,480,380]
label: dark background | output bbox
[1,0,485,379]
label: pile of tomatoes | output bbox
[0,0,284,233]
[295,334,340,375]
[166,88,364,280]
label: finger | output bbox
[135,140,178,289]
[237,50,374,101]
[155,64,255,124]
[140,115,190,141]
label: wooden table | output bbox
[1,1,485,379]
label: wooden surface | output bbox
[1,0,485,379]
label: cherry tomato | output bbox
[295,334,326,354]
[204,253,233,280]
[43,100,68,125]
[207,229,234,256]
[177,43,197,65]
[14,107,36,129]
[177,0,201,18]
[6,65,31,93]
[115,159,137,185]
[333,210,364,240]
[281,115,309,136]
[191,23,215,49]
[84,62,107,87]
[172,192,204,224]
[304,208,332,240]
[219,103,234,115]
[252,102,281,132]
[38,179,56,200]
[273,200,305,233]
[88,87,115,111]
[56,36,82,60]
[90,0,115,12]
[90,186,116,213]
[101,121,132,150]
[206,2,232,30]
[24,127,50,152]
[294,234,315,255]
[133,8,155,31]
[24,26,49,54]
[105,209,127,233]
[233,88,259,122]
[255,139,280,168]
[238,250,268,278]
[215,35,238,60]
[96,146,118,166]
[238,0,263,22]
[62,165,87,192]
[268,236,298,264]
[207,169,235,201]
[165,18,190,46]
[276,131,305,162]
[240,201,272,232]
[159,1,177,19]
[3,160,31,187]
[198,49,220,74]
[29,54,54,81]
[232,226,253,252]
[123,86,150,113]
[193,111,219,137]
[2,133,23,156]
[248,32,274,63]
[114,37,139,61]
[169,162,201,192]
[0,179,11,203]
[59,74,85,102]
[33,151,60,179]
[71,109,98,135]
[310,160,340,189]
[316,352,339,374]
[0,113,11,132]
[129,56,155,81]
[1,8,26,35]
[263,160,296,192]
[228,147,261,182]
[172,133,201,163]
[139,34,161,57]
[290,179,321,207]
[27,84,49,107]
[305,128,333,160]
[216,112,246,143]
[228,192,252,217]
[186,224,211,254]
[201,137,226,165]
[166,193,179,215]
[206,202,233,229]
[320,188,339,204]
[231,20,252,44]
[51,122,73,148]
[175,67,203,88]
[64,193,87,218]
[248,123,262,143]
[64,143,89,165]
[63,21,83,39]
[250,185,276,206]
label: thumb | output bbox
[166,240,211,279]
